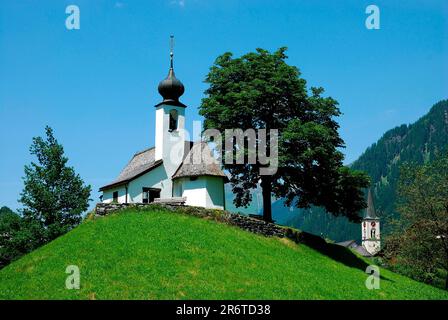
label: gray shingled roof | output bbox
[335,240,357,248]
[172,142,227,180]
[99,147,162,191]
[100,141,225,191]
[335,240,374,257]
[353,245,373,257]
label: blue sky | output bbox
[0,0,447,211]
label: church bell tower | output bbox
[362,189,381,256]
[154,36,187,181]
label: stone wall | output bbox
[95,202,146,216]
[225,213,286,238]
[94,202,312,243]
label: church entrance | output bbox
[142,187,161,203]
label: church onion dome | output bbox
[158,67,185,103]
[156,37,186,108]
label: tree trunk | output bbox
[261,176,272,222]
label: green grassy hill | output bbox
[0,207,447,300]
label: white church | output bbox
[100,44,227,209]
[336,189,381,257]
[361,189,381,255]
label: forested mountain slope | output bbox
[284,99,448,242]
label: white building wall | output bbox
[178,177,208,208]
[154,104,186,179]
[127,165,171,202]
[362,219,381,255]
[205,176,225,210]
[102,186,127,203]
[102,165,171,204]
[173,178,183,198]
[102,172,225,209]
[173,176,224,210]
[155,107,165,161]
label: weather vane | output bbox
[170,35,174,69]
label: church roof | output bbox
[99,141,224,191]
[335,240,357,248]
[172,142,227,180]
[157,68,185,107]
[99,147,162,191]
[353,245,373,257]
[364,189,378,219]
[335,240,374,257]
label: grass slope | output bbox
[0,208,447,300]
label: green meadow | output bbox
[0,208,447,300]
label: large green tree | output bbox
[0,207,22,267]
[200,48,369,222]
[19,126,91,241]
[385,154,448,290]
[0,207,43,268]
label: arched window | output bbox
[169,109,178,131]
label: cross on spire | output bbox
[157,35,185,105]
[170,35,174,69]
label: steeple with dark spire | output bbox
[365,189,378,219]
[157,35,186,107]
[361,188,381,256]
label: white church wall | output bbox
[362,219,381,255]
[172,176,224,210]
[127,164,170,202]
[363,240,380,256]
[175,177,208,208]
[102,165,171,204]
[362,220,381,243]
[205,176,225,210]
[154,107,165,161]
[173,179,183,197]
[102,186,127,204]
[155,104,186,180]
